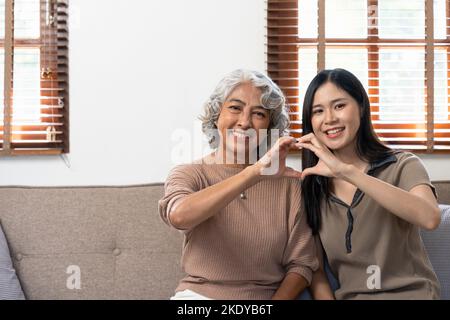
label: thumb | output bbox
[301,166,320,180]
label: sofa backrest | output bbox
[0,184,184,299]
[421,205,450,300]
[434,181,450,204]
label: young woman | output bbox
[159,69,318,300]
[297,68,441,299]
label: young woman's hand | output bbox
[295,133,349,179]
[254,136,302,178]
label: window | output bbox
[0,0,69,156]
[267,0,450,152]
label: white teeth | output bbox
[233,133,248,138]
[233,131,250,138]
[326,128,344,135]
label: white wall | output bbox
[0,0,449,185]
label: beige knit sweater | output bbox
[159,162,318,299]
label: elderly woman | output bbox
[159,69,318,300]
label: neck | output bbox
[212,147,254,167]
[333,142,368,171]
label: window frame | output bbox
[0,0,69,156]
[267,0,450,153]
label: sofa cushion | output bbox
[0,221,25,300]
[421,204,450,300]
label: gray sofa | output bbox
[0,181,449,300]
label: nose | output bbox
[324,108,337,124]
[237,110,252,130]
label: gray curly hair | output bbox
[199,69,290,149]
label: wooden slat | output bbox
[0,149,63,156]
[425,0,435,152]
[3,0,14,153]
[11,142,63,149]
[267,0,299,126]
[447,0,450,124]
[48,0,69,153]
[270,38,450,44]
[317,0,325,71]
[368,0,380,121]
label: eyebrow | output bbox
[228,98,245,104]
[228,98,264,110]
[312,98,347,109]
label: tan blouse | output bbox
[159,162,318,299]
[319,152,440,299]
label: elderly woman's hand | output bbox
[254,136,302,178]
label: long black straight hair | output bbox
[301,68,393,235]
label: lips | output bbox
[231,130,253,139]
[233,132,250,138]
[324,127,345,138]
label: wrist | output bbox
[243,164,264,185]
[340,164,358,182]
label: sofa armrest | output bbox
[420,204,450,300]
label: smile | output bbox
[231,130,252,138]
[325,127,345,138]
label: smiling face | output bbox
[216,82,270,163]
[311,81,361,153]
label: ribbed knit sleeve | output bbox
[158,164,203,228]
[282,212,319,284]
[282,185,319,285]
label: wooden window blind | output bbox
[0,0,69,156]
[267,0,450,153]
